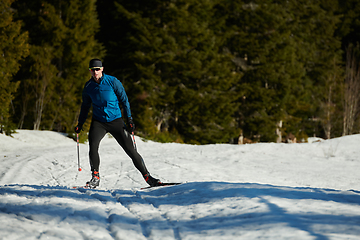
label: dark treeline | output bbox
[1,0,360,144]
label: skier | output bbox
[74,58,162,188]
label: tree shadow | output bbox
[136,181,360,239]
[1,182,360,239]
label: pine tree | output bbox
[337,0,360,134]
[223,0,343,141]
[44,0,105,133]
[337,0,360,48]
[12,0,104,133]
[223,0,304,142]
[12,1,65,130]
[290,0,343,139]
[0,0,29,134]
[103,0,240,143]
[343,43,360,135]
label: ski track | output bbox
[112,188,180,240]
[70,186,183,240]
[0,154,38,184]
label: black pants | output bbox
[88,118,149,176]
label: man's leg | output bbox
[108,118,149,176]
[88,120,107,172]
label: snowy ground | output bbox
[0,130,359,240]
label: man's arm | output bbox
[113,78,132,119]
[78,85,92,125]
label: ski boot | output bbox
[144,173,162,187]
[86,170,100,189]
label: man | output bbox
[75,58,161,188]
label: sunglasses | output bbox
[90,68,102,72]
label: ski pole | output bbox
[131,131,137,151]
[77,133,82,171]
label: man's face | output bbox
[89,67,103,80]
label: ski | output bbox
[140,182,182,190]
[72,185,97,189]
[72,186,90,189]
[72,182,182,190]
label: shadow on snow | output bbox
[0,182,359,239]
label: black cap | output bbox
[89,59,102,69]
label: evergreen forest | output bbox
[2,0,360,144]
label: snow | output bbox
[0,130,360,240]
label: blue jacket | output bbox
[78,73,131,124]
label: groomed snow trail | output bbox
[1,183,360,240]
[0,130,360,239]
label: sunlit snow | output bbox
[0,130,359,239]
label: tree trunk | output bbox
[324,84,332,139]
[276,120,282,143]
[33,82,47,130]
[343,44,360,136]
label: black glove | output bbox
[74,124,83,133]
[127,117,135,132]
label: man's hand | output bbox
[127,117,135,132]
[74,124,83,133]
